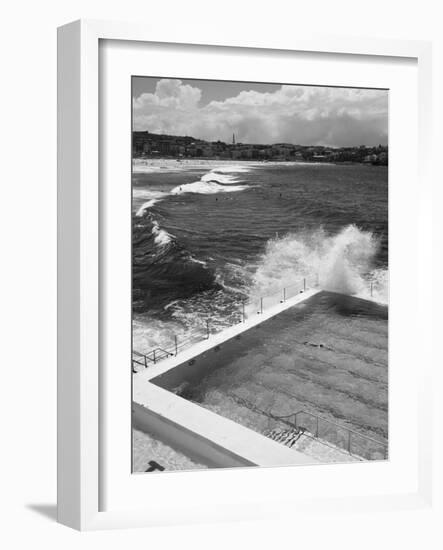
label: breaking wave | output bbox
[248,225,388,304]
[134,166,252,217]
[171,169,250,195]
[132,211,218,314]
[134,189,169,217]
[151,220,173,246]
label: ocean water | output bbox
[132,160,388,354]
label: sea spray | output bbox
[248,225,388,303]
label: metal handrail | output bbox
[133,276,315,369]
[273,409,387,459]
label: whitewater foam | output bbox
[136,199,159,216]
[151,220,173,246]
[189,256,207,266]
[134,189,169,217]
[171,180,249,195]
[201,172,240,184]
[212,164,253,174]
[171,168,250,195]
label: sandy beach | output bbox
[132,157,262,174]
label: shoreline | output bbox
[132,157,386,173]
[132,157,342,174]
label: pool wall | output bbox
[133,382,315,468]
[150,334,248,391]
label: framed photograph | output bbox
[57,19,433,530]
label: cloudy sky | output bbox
[132,77,388,147]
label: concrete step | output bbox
[265,426,361,463]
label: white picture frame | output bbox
[57,19,433,531]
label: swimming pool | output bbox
[151,292,388,461]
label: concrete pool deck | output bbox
[133,289,388,470]
[133,428,208,473]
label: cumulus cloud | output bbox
[133,79,388,146]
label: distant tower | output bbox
[232,133,236,145]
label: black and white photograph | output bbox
[131,76,389,473]
[4,0,439,542]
